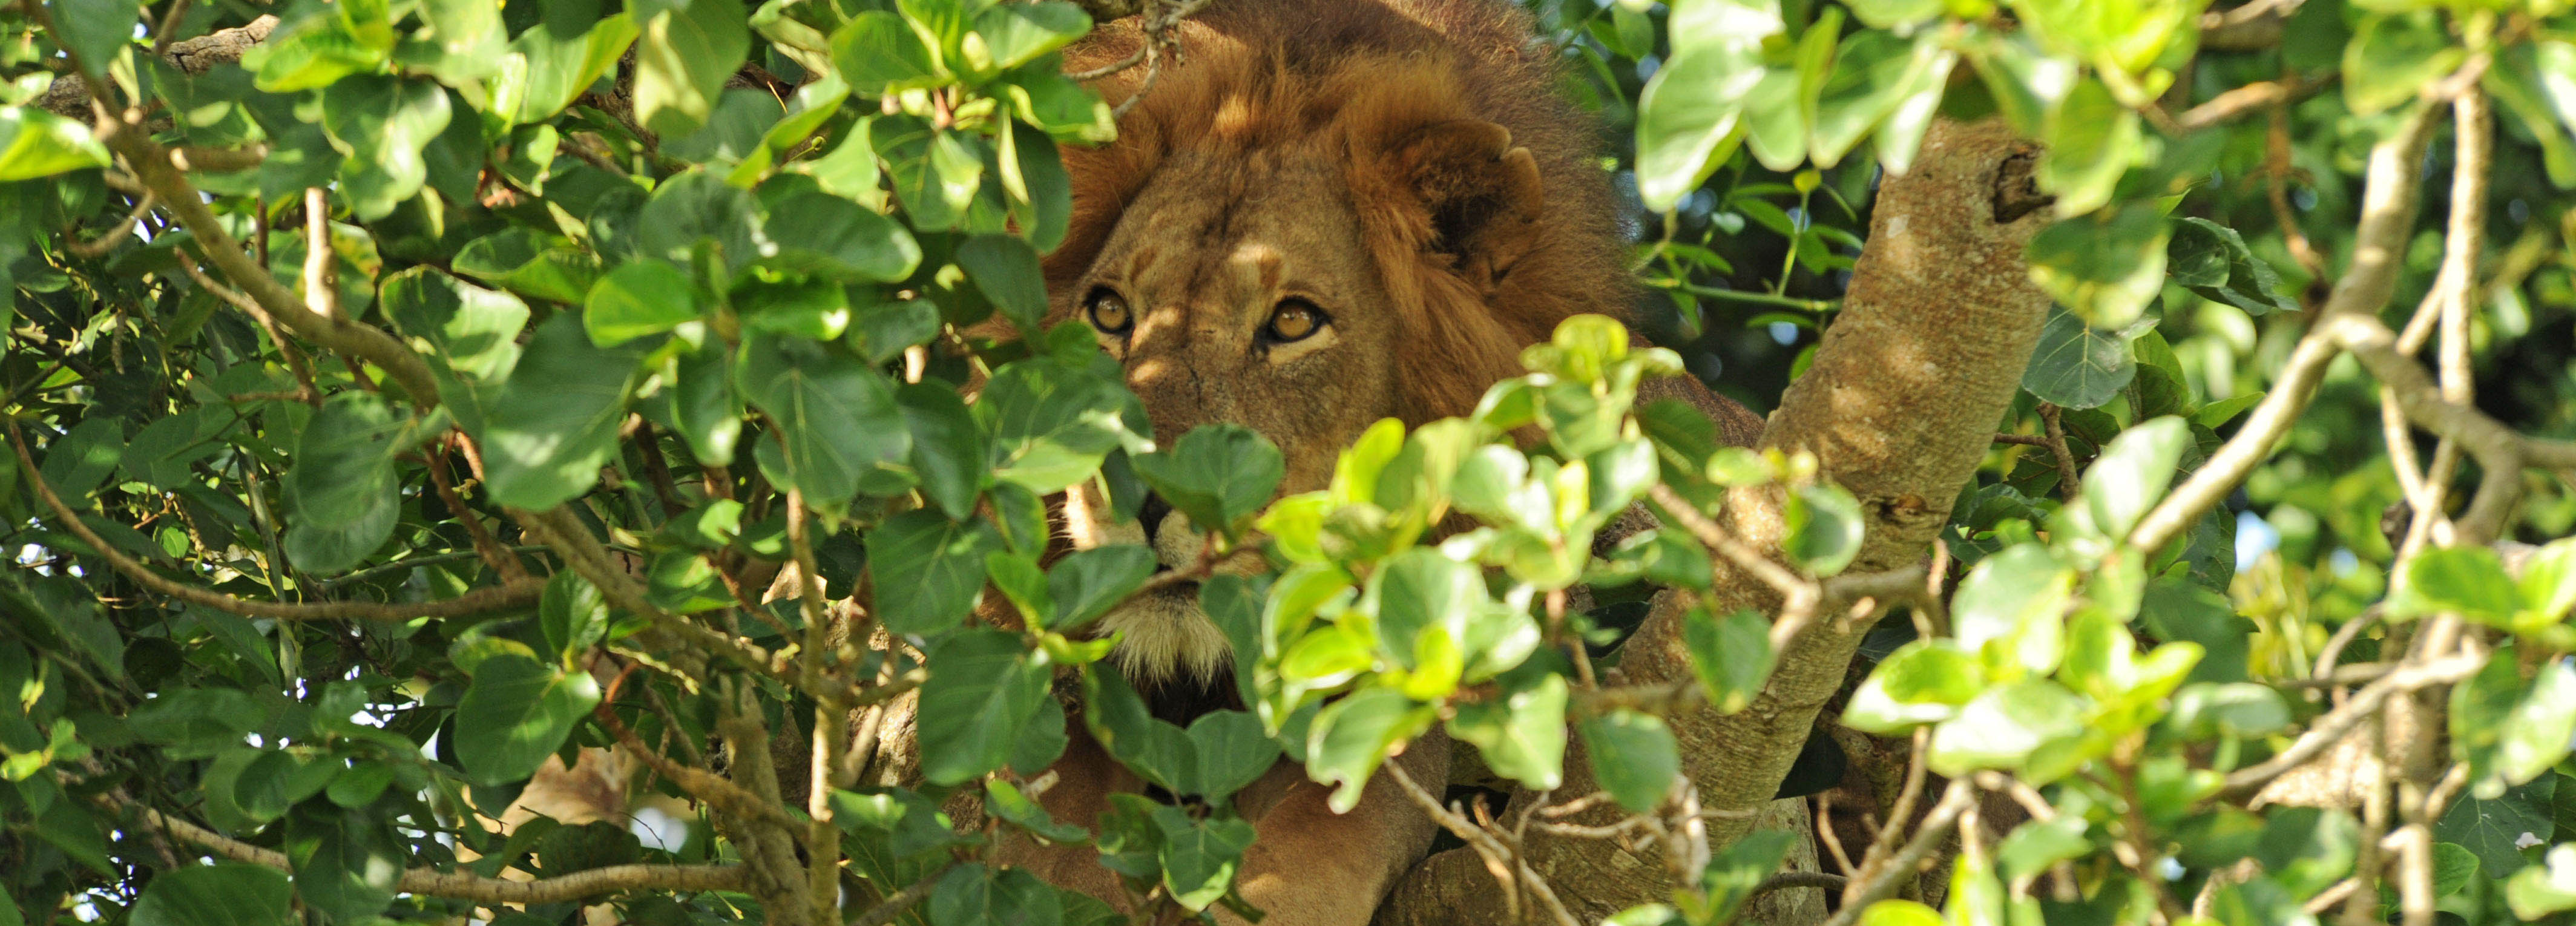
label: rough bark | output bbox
[36,15,279,119]
[1375,118,2055,925]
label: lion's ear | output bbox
[1387,119,1546,287]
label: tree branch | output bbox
[36,16,281,118]
[1382,118,2055,923]
[2126,99,2448,554]
[100,130,444,408]
[8,423,541,622]
[2217,650,2485,800]
[1820,780,1977,926]
[104,790,747,904]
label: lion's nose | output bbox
[1135,491,1175,570]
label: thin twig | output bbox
[850,861,961,926]
[1824,780,1976,926]
[2038,404,2082,502]
[8,422,542,621]
[2129,97,2450,553]
[2218,651,2485,799]
[67,191,156,258]
[101,789,745,902]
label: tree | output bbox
[4,0,2575,925]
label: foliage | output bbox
[2,0,2575,925]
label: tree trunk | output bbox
[1375,118,2056,925]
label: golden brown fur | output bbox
[1045,0,1637,431]
[1019,2,1761,924]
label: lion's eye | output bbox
[1263,299,1326,343]
[1086,287,1132,335]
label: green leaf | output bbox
[0,108,111,182]
[1952,544,2075,677]
[582,261,701,347]
[1843,640,1983,733]
[480,315,644,510]
[1845,0,1943,29]
[978,358,1134,494]
[1684,607,1776,714]
[38,418,123,502]
[759,185,921,283]
[2082,416,2189,540]
[634,0,750,137]
[1448,673,1568,790]
[1926,678,2086,776]
[2021,306,2140,410]
[48,0,140,77]
[1083,668,1198,793]
[320,76,452,218]
[246,15,389,93]
[539,570,611,663]
[1131,425,1286,538]
[2344,13,2464,117]
[899,383,988,520]
[1580,709,1681,813]
[927,863,1063,926]
[1809,31,1950,168]
[283,393,410,574]
[737,334,910,509]
[1700,830,1798,924]
[833,11,942,95]
[1047,545,1157,631]
[2518,538,2576,626]
[973,2,1091,71]
[637,169,769,275]
[2026,203,2168,330]
[1996,815,2091,883]
[379,267,529,432]
[876,117,984,231]
[1184,711,1283,801]
[2457,652,2576,791]
[870,510,1005,634]
[1782,482,1864,576]
[2206,875,2317,926]
[2509,844,2576,919]
[1852,901,1943,926]
[2169,217,2294,315]
[956,234,1051,337]
[1305,687,1435,813]
[2391,545,2522,626]
[288,806,403,922]
[2255,807,2362,900]
[130,863,293,926]
[500,6,638,124]
[455,654,603,784]
[452,227,602,303]
[2436,779,2552,875]
[918,629,1051,786]
[2167,682,2292,740]
[2035,77,2139,218]
[1368,548,1484,670]
[1153,806,1257,912]
[1633,43,1761,211]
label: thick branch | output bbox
[36,16,280,118]
[2127,100,2446,553]
[102,131,444,408]
[1380,119,2054,924]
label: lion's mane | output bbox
[1046,0,1632,423]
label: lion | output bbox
[481,2,1772,920]
[996,1,1764,922]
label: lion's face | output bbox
[1059,146,1401,683]
[1082,147,1404,496]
